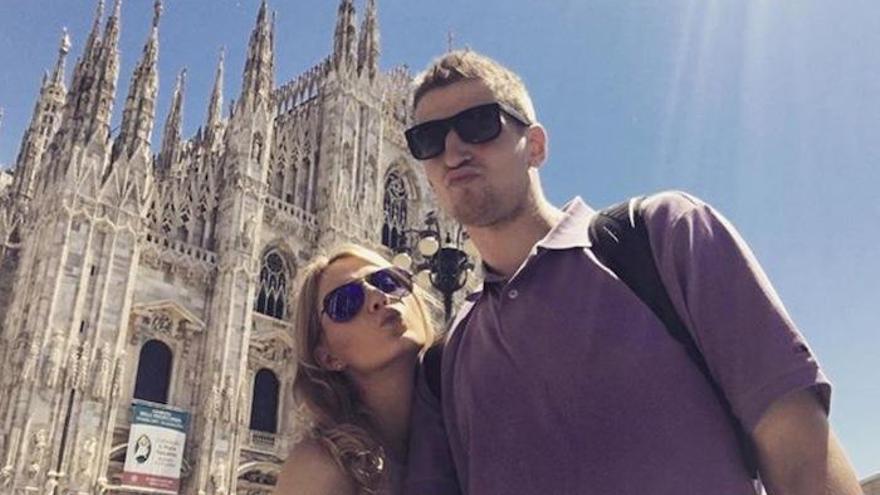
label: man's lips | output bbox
[445,167,480,187]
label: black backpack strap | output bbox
[424,342,444,401]
[589,196,758,478]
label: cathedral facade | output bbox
[0,1,437,493]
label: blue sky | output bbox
[1,0,878,478]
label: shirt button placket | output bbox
[508,289,519,300]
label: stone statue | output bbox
[221,378,234,424]
[92,343,111,400]
[240,213,257,250]
[110,358,125,400]
[44,335,65,388]
[207,378,222,421]
[21,342,39,384]
[26,429,48,478]
[77,436,97,483]
[211,456,228,495]
[42,476,58,494]
[237,384,250,427]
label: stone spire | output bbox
[204,48,224,144]
[91,0,121,141]
[157,68,186,174]
[59,0,119,149]
[12,29,71,199]
[49,28,72,88]
[237,0,274,111]
[332,0,357,72]
[63,0,104,134]
[112,0,161,163]
[357,0,379,80]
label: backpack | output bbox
[423,196,758,478]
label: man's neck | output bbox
[468,198,565,278]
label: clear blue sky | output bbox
[1,0,878,479]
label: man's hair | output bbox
[412,49,537,123]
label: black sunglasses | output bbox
[321,267,413,323]
[405,102,531,160]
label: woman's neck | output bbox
[350,354,417,460]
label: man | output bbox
[402,50,862,495]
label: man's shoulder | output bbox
[637,190,708,226]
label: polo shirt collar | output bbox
[536,196,595,251]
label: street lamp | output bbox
[392,212,477,322]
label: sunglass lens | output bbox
[406,121,449,160]
[455,104,501,144]
[368,268,411,298]
[324,283,365,322]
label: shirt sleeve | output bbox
[403,358,462,495]
[643,191,831,434]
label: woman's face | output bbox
[315,256,428,375]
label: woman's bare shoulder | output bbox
[274,438,356,495]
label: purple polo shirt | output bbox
[405,192,830,495]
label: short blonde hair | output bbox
[292,244,437,493]
[412,49,537,123]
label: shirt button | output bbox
[508,289,519,300]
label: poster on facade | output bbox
[121,402,190,493]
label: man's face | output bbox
[413,79,538,228]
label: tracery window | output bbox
[249,368,280,433]
[382,171,408,251]
[133,339,173,404]
[254,250,288,319]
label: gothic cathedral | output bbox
[0,1,434,493]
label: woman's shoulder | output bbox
[274,438,356,495]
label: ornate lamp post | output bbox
[392,212,477,322]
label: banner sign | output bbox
[121,403,190,493]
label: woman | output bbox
[275,245,436,494]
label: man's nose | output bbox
[443,128,473,168]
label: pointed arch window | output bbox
[382,171,408,251]
[249,368,280,433]
[255,250,288,319]
[133,339,173,404]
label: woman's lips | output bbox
[381,309,403,328]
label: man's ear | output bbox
[525,124,548,168]
[314,345,346,371]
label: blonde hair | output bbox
[291,244,436,494]
[412,49,537,123]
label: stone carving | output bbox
[206,376,222,421]
[237,384,250,426]
[0,429,19,487]
[43,476,58,494]
[26,429,48,479]
[77,347,90,391]
[43,335,65,388]
[249,337,291,365]
[92,343,112,400]
[110,357,125,400]
[77,436,97,483]
[151,313,174,335]
[66,350,82,390]
[240,213,257,250]
[21,342,39,385]
[211,456,228,495]
[221,377,234,424]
